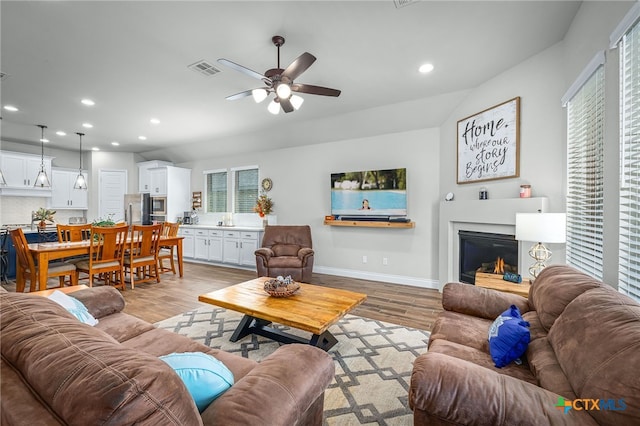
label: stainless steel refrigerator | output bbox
[124,193,151,226]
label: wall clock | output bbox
[261,178,273,192]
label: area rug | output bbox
[155,307,430,425]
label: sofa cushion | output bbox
[488,305,530,368]
[548,286,640,425]
[529,265,602,331]
[1,292,203,426]
[70,285,126,319]
[268,256,303,268]
[272,244,301,257]
[428,339,537,385]
[525,337,577,400]
[48,290,98,326]
[160,352,234,412]
[429,310,493,353]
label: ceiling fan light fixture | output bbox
[275,83,291,99]
[267,99,280,115]
[252,88,268,103]
[291,95,304,110]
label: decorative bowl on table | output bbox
[264,275,300,297]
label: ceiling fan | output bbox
[218,35,341,114]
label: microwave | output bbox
[151,197,166,215]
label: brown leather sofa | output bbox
[410,265,640,425]
[255,225,314,282]
[1,286,334,425]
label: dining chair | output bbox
[75,224,128,290]
[57,223,92,243]
[56,223,92,283]
[124,224,162,289]
[10,228,78,292]
[157,222,180,275]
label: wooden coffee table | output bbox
[198,277,367,351]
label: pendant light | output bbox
[73,132,87,190]
[34,125,51,188]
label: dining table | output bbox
[18,235,184,292]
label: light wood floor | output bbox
[2,262,443,331]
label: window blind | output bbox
[619,19,640,302]
[234,168,258,213]
[206,171,227,213]
[565,65,605,280]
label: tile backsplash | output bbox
[0,196,86,225]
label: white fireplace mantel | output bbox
[438,197,549,289]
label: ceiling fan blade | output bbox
[225,90,253,101]
[292,83,341,97]
[217,58,271,84]
[282,52,316,81]
[280,98,295,113]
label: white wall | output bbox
[179,128,441,287]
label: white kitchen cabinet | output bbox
[50,168,88,209]
[180,228,195,258]
[137,160,172,193]
[0,151,53,196]
[181,226,262,270]
[222,230,260,266]
[238,231,259,266]
[195,229,223,262]
[223,231,241,264]
[149,168,168,196]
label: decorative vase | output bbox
[262,218,268,228]
[38,220,46,229]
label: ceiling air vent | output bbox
[0,72,9,81]
[188,60,221,77]
[394,0,419,8]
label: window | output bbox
[233,167,258,213]
[618,17,640,302]
[204,166,259,214]
[205,170,227,213]
[563,56,605,280]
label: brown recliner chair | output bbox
[255,225,314,283]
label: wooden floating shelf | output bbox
[323,219,415,229]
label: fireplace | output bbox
[459,231,518,284]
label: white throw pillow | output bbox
[48,290,99,326]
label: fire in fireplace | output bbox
[459,231,518,284]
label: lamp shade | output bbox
[515,213,566,243]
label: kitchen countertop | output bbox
[180,224,264,232]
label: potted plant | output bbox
[33,208,56,229]
[253,192,274,226]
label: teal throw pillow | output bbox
[48,290,98,326]
[159,352,234,412]
[488,305,530,368]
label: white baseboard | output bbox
[313,266,440,289]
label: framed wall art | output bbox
[456,97,520,184]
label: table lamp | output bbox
[515,213,566,278]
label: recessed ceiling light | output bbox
[419,63,434,74]
[82,123,93,128]
[40,138,50,143]
[81,99,95,106]
[111,141,120,146]
[138,136,147,140]
[92,147,100,151]
[56,131,67,136]
[3,105,18,112]
[150,118,160,125]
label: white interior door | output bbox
[99,169,127,222]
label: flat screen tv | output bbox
[331,168,407,217]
